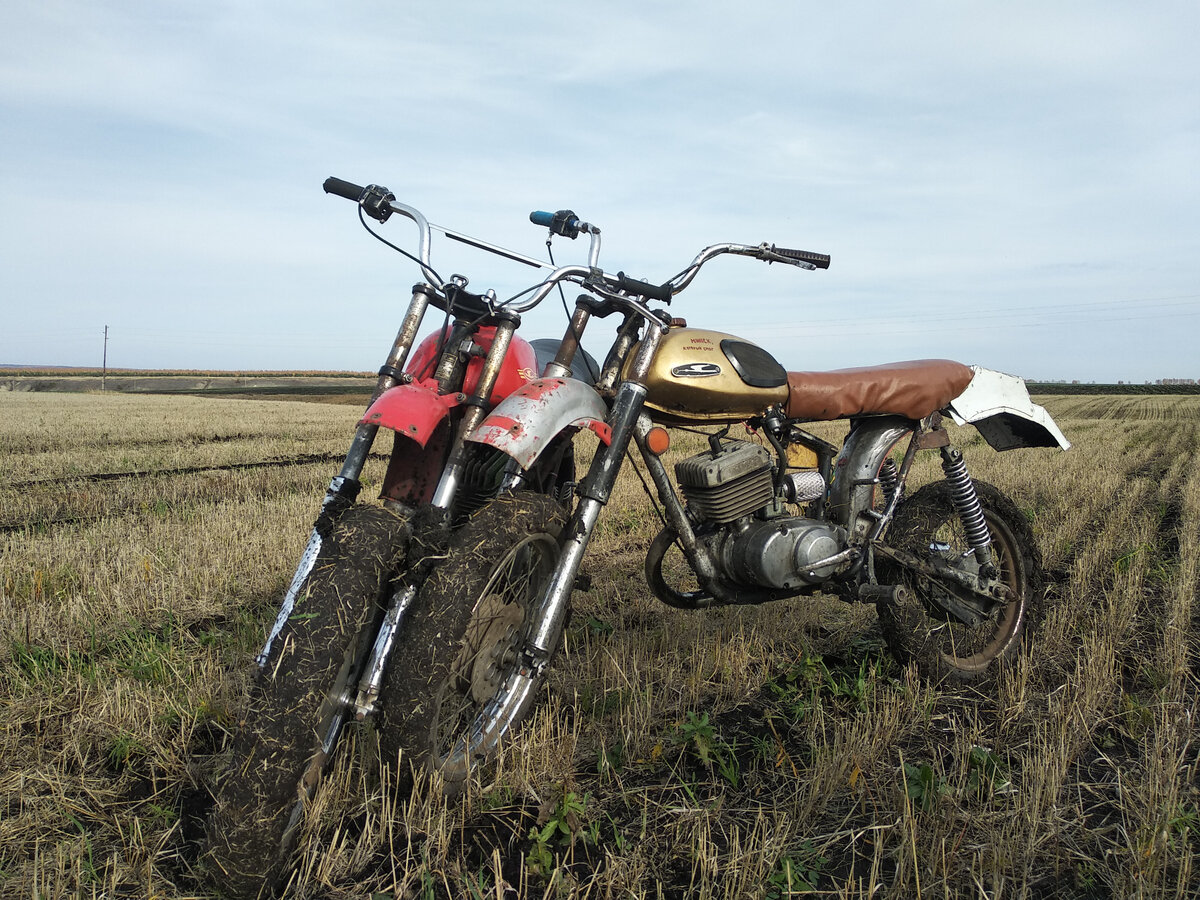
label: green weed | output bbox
[675,711,740,787]
[904,760,951,811]
[766,842,828,896]
[526,790,591,878]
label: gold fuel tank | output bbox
[628,326,790,424]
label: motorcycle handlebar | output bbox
[530,209,586,240]
[325,177,395,223]
[615,271,673,303]
[326,179,825,309]
[323,177,365,201]
[773,247,831,269]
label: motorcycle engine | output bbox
[675,440,843,591]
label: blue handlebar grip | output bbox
[530,210,555,227]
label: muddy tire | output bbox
[876,480,1044,683]
[379,493,566,792]
[203,505,409,899]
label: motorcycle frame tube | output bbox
[826,415,915,535]
[861,423,924,548]
[526,323,665,657]
[632,415,731,603]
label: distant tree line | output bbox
[1027,382,1200,395]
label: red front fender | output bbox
[359,384,462,446]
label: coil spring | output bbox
[878,458,899,507]
[940,448,992,558]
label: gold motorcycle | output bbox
[205,185,1069,897]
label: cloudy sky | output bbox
[3,1,1197,382]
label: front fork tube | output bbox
[257,288,436,669]
[351,583,417,719]
[525,323,667,661]
[431,313,520,509]
[354,313,522,714]
[524,383,644,659]
[256,436,378,668]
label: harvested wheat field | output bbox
[1,391,1197,898]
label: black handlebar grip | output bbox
[774,247,831,269]
[616,271,673,303]
[323,177,366,201]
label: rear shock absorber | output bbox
[878,457,899,508]
[939,447,994,573]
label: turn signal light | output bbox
[645,426,671,456]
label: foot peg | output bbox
[858,583,912,605]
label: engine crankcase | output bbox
[718,516,845,590]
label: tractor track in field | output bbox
[3,452,388,489]
[0,452,388,534]
[8,431,257,456]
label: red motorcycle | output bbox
[204,179,589,896]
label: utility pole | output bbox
[102,325,108,392]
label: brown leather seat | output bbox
[786,359,973,421]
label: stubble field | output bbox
[1,391,1197,898]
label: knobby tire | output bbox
[876,480,1045,682]
[203,505,409,898]
[379,492,567,792]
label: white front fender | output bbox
[466,377,611,469]
[948,366,1070,451]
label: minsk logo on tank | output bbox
[671,362,722,377]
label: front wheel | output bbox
[379,493,566,791]
[875,480,1044,682]
[202,505,409,898]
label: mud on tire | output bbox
[378,493,566,793]
[202,504,409,899]
[876,480,1045,683]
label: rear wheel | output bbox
[876,480,1043,682]
[203,505,409,898]
[379,493,566,792]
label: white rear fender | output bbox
[467,377,611,469]
[948,366,1070,451]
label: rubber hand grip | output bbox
[774,247,831,269]
[529,210,555,227]
[324,177,365,201]
[616,272,673,303]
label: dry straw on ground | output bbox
[1,391,1197,898]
